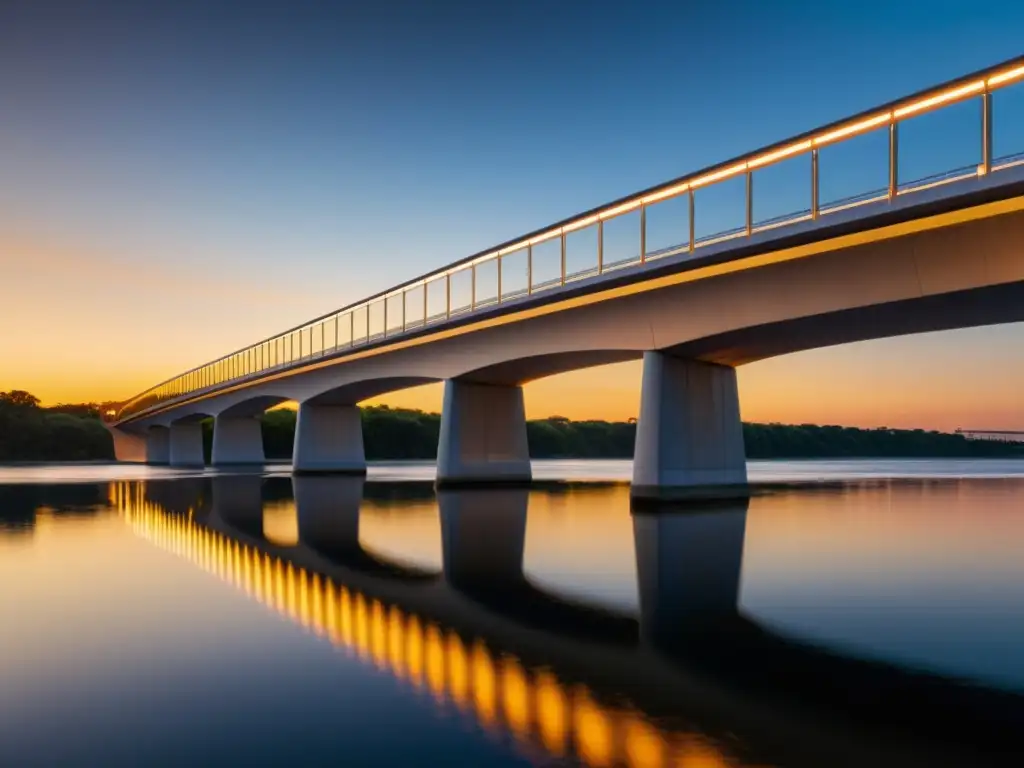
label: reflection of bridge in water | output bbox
[114,478,1024,767]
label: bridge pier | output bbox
[438,488,528,591]
[145,426,170,465]
[211,415,265,466]
[168,422,205,467]
[436,380,531,486]
[633,499,748,646]
[632,353,747,500]
[292,402,366,474]
[294,475,365,558]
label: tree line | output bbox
[2,391,1021,463]
[0,391,115,461]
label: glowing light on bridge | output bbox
[112,482,743,768]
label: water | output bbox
[3,459,1024,767]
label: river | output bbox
[2,459,1024,766]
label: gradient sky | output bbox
[2,0,1023,430]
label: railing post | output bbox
[561,232,567,283]
[471,264,477,310]
[640,205,647,263]
[688,190,695,252]
[402,290,407,332]
[383,298,388,337]
[745,172,753,236]
[527,245,533,294]
[349,311,354,347]
[888,118,899,199]
[446,273,451,319]
[497,255,503,302]
[811,148,819,219]
[982,90,992,174]
[597,220,604,274]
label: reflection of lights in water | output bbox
[262,501,299,547]
[115,483,742,768]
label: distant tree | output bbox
[0,390,40,409]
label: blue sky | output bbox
[2,0,1023,427]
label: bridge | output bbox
[112,477,1024,767]
[112,57,1024,498]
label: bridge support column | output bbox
[634,499,748,646]
[292,402,366,474]
[294,475,365,558]
[211,415,265,466]
[632,353,747,500]
[438,488,528,591]
[145,426,170,465]
[436,380,531,486]
[168,423,204,467]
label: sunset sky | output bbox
[2,1,1024,431]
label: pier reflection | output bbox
[112,478,1024,768]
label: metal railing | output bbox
[117,56,1024,421]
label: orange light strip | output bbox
[813,112,891,146]
[989,64,1024,87]
[599,198,642,219]
[893,80,985,119]
[747,139,813,168]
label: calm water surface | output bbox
[3,459,1024,767]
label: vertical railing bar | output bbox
[497,255,503,302]
[383,298,388,338]
[640,205,647,263]
[597,219,604,274]
[349,311,354,348]
[811,148,820,219]
[888,118,899,199]
[982,90,992,174]
[402,290,407,332]
[688,190,695,252]
[745,172,753,236]
[423,281,429,325]
[527,245,533,295]
[446,273,451,319]
[471,264,476,311]
[560,232,567,283]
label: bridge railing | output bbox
[117,57,1024,422]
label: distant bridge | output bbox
[111,57,1024,499]
[956,429,1024,443]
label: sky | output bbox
[1,0,1023,430]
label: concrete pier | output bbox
[145,426,170,465]
[436,380,531,486]
[168,422,204,467]
[632,353,747,500]
[292,402,366,474]
[211,415,265,466]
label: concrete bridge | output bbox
[115,476,1024,767]
[112,57,1024,499]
